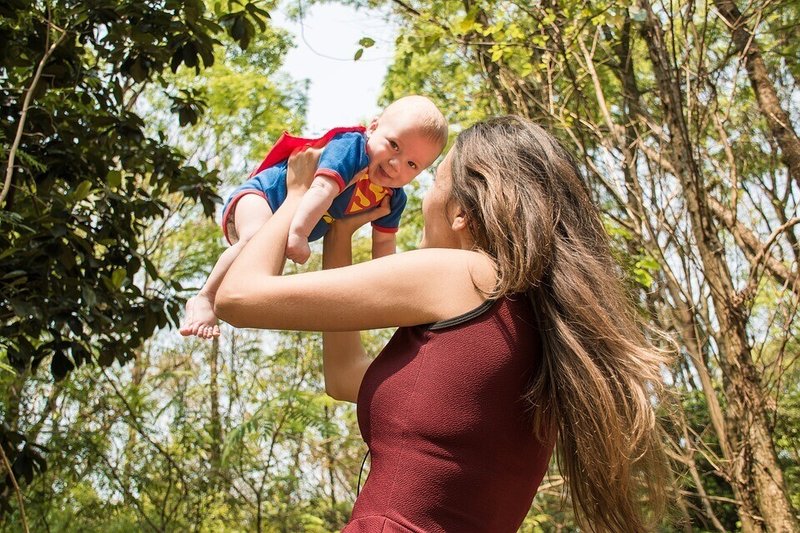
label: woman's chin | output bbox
[418,231,428,249]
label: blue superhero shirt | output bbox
[222,130,407,244]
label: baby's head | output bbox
[365,95,448,188]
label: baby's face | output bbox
[365,114,442,188]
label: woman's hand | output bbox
[324,197,391,270]
[324,196,391,269]
[286,146,322,195]
[328,197,391,240]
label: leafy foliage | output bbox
[0,0,286,511]
[2,0,799,530]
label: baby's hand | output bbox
[286,232,311,264]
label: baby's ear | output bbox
[367,116,379,133]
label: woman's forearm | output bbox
[214,192,302,324]
[322,225,371,402]
[371,231,396,259]
[322,224,354,270]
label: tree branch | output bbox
[1,26,69,208]
[0,442,29,533]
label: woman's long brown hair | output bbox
[450,116,671,531]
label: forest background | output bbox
[1,0,799,531]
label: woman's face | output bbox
[420,149,462,249]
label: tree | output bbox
[0,0,278,516]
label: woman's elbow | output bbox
[324,374,357,403]
[324,382,342,401]
[213,291,245,327]
[325,384,353,403]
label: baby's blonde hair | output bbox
[382,95,449,150]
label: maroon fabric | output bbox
[343,296,554,533]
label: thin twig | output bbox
[1,26,69,207]
[0,442,30,533]
[750,217,800,272]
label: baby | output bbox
[180,95,448,338]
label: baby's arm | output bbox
[371,227,396,259]
[286,176,339,264]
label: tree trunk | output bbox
[323,405,337,510]
[662,271,731,460]
[639,2,799,531]
[608,15,733,462]
[681,423,727,532]
[713,0,800,191]
[256,493,262,533]
[209,337,222,475]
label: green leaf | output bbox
[490,47,503,62]
[111,268,126,289]
[106,170,121,188]
[455,14,478,34]
[81,285,96,308]
[2,270,27,280]
[73,180,92,201]
[50,350,74,381]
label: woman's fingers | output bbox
[368,196,392,220]
[286,146,322,190]
[334,197,392,234]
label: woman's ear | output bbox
[450,206,468,232]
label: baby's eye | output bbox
[408,161,418,170]
[389,140,399,150]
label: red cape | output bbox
[249,125,367,177]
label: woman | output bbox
[215,116,670,532]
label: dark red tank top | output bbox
[343,296,554,533]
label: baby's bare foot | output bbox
[179,294,220,338]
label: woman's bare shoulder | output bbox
[390,247,496,305]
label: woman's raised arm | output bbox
[214,151,495,334]
[320,199,390,402]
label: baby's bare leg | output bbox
[180,194,272,338]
